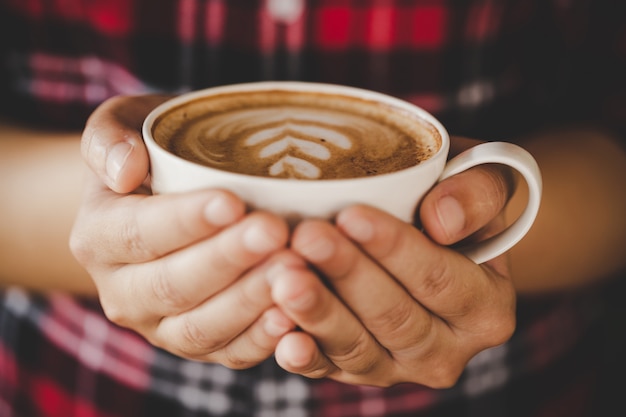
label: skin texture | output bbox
[0,121,93,294]
[2,94,626,387]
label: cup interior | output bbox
[143,81,450,184]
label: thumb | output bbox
[81,94,171,193]
[420,163,516,245]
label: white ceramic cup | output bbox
[142,82,542,264]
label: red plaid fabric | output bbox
[2,0,624,137]
[1,1,625,416]
[0,289,614,417]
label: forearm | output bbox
[3,119,623,297]
[508,126,626,294]
[0,120,96,295]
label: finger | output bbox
[116,210,289,322]
[82,94,171,193]
[71,174,247,267]
[290,220,441,354]
[268,250,394,380]
[419,163,517,245]
[336,206,516,345]
[219,307,295,368]
[275,332,338,380]
[153,252,300,366]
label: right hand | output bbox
[70,95,295,368]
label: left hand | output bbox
[267,149,518,387]
[71,95,295,369]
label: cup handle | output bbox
[439,141,542,264]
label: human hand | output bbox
[70,95,295,368]
[267,137,518,387]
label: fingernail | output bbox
[106,141,133,184]
[436,195,466,239]
[243,223,283,254]
[342,217,374,242]
[265,264,315,311]
[204,195,239,226]
[265,262,287,285]
[263,310,293,337]
[297,235,335,262]
[283,287,316,311]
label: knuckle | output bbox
[483,312,516,347]
[474,287,517,347]
[150,266,189,311]
[394,340,464,388]
[427,362,464,389]
[219,329,274,370]
[68,228,95,267]
[416,255,454,301]
[235,280,267,313]
[408,350,465,389]
[221,350,261,370]
[282,351,336,380]
[97,277,143,329]
[327,333,377,376]
[99,299,131,328]
[491,164,517,199]
[478,165,514,213]
[370,301,432,347]
[118,214,158,261]
[178,315,223,357]
[301,365,335,380]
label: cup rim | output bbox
[142,81,450,186]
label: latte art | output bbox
[153,90,440,180]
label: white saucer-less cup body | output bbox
[142,82,542,264]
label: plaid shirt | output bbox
[1,1,625,416]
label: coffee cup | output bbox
[142,82,542,264]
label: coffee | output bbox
[152,90,441,180]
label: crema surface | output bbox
[153,90,440,180]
